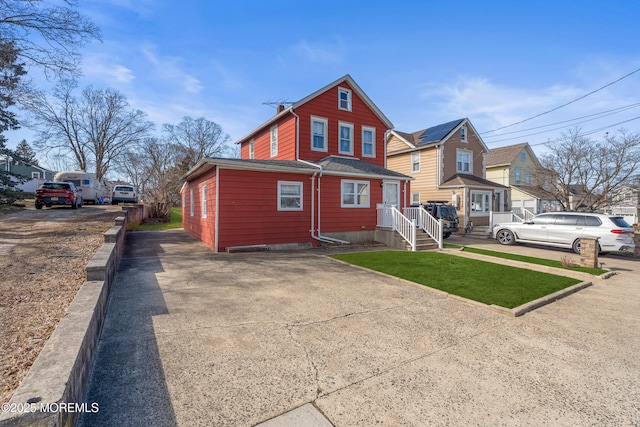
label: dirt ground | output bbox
[0,201,123,404]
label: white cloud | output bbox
[141,45,203,94]
[82,54,136,85]
[290,39,345,64]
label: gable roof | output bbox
[389,118,489,153]
[485,142,530,167]
[236,74,393,145]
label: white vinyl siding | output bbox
[341,180,370,208]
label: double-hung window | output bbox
[311,117,328,151]
[338,122,354,155]
[201,183,207,218]
[278,181,303,211]
[411,151,420,172]
[270,125,278,158]
[189,188,194,217]
[362,126,375,157]
[338,87,352,111]
[525,167,531,184]
[456,149,472,174]
[515,167,521,184]
[341,180,369,208]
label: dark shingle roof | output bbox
[317,156,412,179]
[440,173,508,189]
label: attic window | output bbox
[521,150,526,162]
[338,87,352,111]
[460,126,467,142]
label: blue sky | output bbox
[6,0,640,161]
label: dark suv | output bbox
[421,201,459,238]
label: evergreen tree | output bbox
[15,139,38,165]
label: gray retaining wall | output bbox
[0,205,146,427]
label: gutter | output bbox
[291,109,349,245]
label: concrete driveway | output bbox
[80,230,640,426]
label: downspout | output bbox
[214,166,219,253]
[291,109,349,245]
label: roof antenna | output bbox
[262,100,294,114]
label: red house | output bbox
[181,75,412,252]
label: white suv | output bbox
[493,212,635,254]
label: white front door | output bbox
[383,181,400,207]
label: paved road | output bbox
[80,230,640,426]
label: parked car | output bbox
[417,201,459,238]
[493,212,635,254]
[111,185,138,205]
[35,182,83,209]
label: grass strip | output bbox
[129,207,183,230]
[444,244,606,275]
[331,251,581,309]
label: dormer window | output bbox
[338,87,352,111]
[460,126,467,142]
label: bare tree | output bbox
[541,127,640,211]
[82,86,153,180]
[25,79,89,170]
[27,82,153,180]
[163,116,231,171]
[0,0,100,78]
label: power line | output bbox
[481,66,640,134]
[528,116,640,148]
[482,102,640,139]
[483,104,640,144]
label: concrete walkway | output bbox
[80,230,640,426]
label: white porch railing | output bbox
[377,205,444,250]
[404,207,443,249]
[377,204,416,251]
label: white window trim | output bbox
[456,149,473,174]
[278,181,303,211]
[311,116,328,152]
[411,151,420,172]
[460,125,467,143]
[189,188,194,217]
[338,122,354,155]
[362,126,376,158]
[411,192,421,205]
[249,139,254,159]
[338,87,352,111]
[270,125,278,158]
[470,190,491,217]
[341,179,370,208]
[202,183,207,218]
[31,171,41,179]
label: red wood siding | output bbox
[182,170,217,249]
[217,169,314,251]
[317,176,408,233]
[240,114,297,160]
[295,81,388,166]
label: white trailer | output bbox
[53,171,111,204]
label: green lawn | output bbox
[129,207,183,230]
[331,251,582,309]
[444,244,606,275]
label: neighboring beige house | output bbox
[485,142,561,217]
[607,185,639,224]
[386,118,507,228]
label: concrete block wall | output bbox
[0,208,140,427]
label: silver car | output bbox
[493,212,635,254]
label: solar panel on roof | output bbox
[417,119,464,145]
